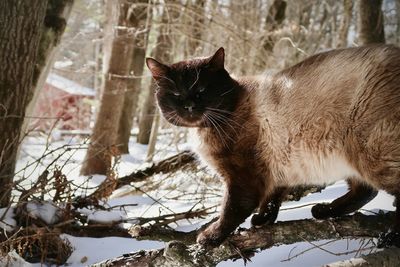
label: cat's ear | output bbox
[146,58,170,78]
[207,47,225,70]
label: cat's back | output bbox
[255,45,400,186]
[259,44,400,128]
[284,44,400,78]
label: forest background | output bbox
[0,0,400,266]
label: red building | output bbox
[31,73,95,131]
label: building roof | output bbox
[46,73,95,96]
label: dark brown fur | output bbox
[146,45,400,247]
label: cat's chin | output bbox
[165,116,205,128]
[172,120,204,128]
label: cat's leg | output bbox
[251,186,289,226]
[196,182,261,246]
[311,178,378,219]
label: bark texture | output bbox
[357,0,385,45]
[116,0,151,154]
[337,0,353,48]
[81,0,136,175]
[396,0,400,44]
[185,0,206,56]
[137,6,173,144]
[263,0,287,51]
[91,212,395,267]
[21,0,74,139]
[0,0,49,207]
[145,110,160,161]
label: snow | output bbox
[45,235,163,267]
[26,201,62,225]
[0,207,16,232]
[87,210,125,224]
[4,134,396,267]
[46,73,95,96]
[221,181,394,267]
[0,251,34,267]
[219,239,379,267]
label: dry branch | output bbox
[116,150,197,188]
[91,212,395,267]
[62,224,131,238]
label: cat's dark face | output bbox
[146,48,239,127]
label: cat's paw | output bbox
[311,203,334,219]
[251,202,280,226]
[377,231,400,248]
[251,212,277,226]
[196,223,225,247]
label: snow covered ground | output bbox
[5,132,396,266]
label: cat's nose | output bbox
[184,102,195,112]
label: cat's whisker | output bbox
[164,110,181,126]
[206,109,245,130]
[170,113,181,126]
[210,111,242,127]
[206,108,249,126]
[210,114,240,138]
[206,107,234,114]
[188,68,201,91]
[202,114,211,128]
[206,111,235,144]
[206,110,239,135]
[204,113,228,148]
[220,87,235,96]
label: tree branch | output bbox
[116,151,197,189]
[91,212,395,267]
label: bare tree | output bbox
[358,0,385,45]
[81,0,136,175]
[396,0,400,44]
[137,4,174,145]
[184,0,207,56]
[116,0,152,154]
[263,0,287,51]
[21,0,74,144]
[337,0,353,48]
[0,0,73,207]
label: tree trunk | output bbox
[0,0,49,207]
[185,0,206,57]
[146,110,160,162]
[357,0,385,45]
[137,80,157,145]
[396,0,400,44]
[337,0,353,48]
[137,7,173,145]
[20,0,74,144]
[81,0,136,175]
[116,0,151,154]
[262,0,287,52]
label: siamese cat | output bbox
[146,44,400,247]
